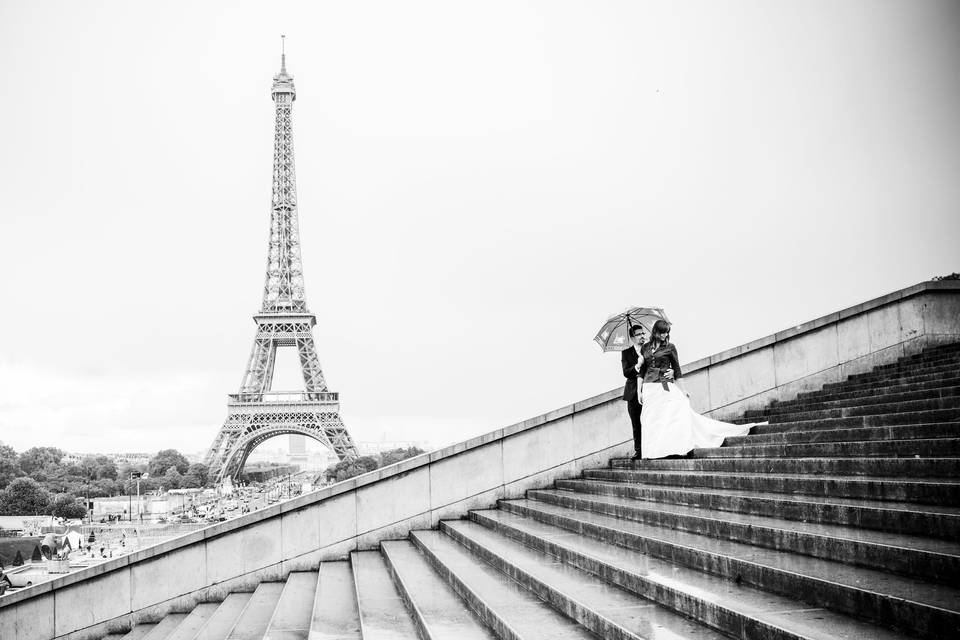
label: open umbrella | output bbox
[593,307,670,353]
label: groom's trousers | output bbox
[626,395,643,455]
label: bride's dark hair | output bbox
[651,319,671,347]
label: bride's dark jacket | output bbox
[621,346,649,401]
[640,342,682,385]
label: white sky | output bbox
[0,1,958,456]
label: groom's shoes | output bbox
[631,451,642,460]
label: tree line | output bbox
[322,446,426,483]
[0,441,429,518]
[0,444,211,518]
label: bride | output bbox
[640,320,752,459]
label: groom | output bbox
[621,325,648,459]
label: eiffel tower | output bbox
[205,44,358,483]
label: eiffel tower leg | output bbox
[207,431,242,481]
[240,337,277,397]
[262,342,278,391]
[217,425,251,483]
[296,335,328,397]
[320,412,359,459]
[236,449,253,476]
[222,444,249,482]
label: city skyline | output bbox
[1,1,958,455]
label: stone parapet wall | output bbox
[681,280,960,420]
[2,280,958,640]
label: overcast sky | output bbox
[1,1,958,456]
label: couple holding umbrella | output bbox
[594,307,751,459]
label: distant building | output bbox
[62,452,151,466]
[109,453,152,465]
[289,435,306,454]
[288,435,308,466]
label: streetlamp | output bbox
[128,471,141,521]
[128,471,147,522]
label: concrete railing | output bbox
[2,280,958,640]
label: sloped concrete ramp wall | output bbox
[1,280,957,640]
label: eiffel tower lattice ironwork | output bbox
[205,46,358,483]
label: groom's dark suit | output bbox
[622,345,648,456]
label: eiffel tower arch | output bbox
[205,45,358,483]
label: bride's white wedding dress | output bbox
[640,380,751,458]
[638,342,752,458]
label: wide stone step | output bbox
[263,571,317,640]
[479,502,960,639]
[873,359,960,378]
[462,509,916,640]
[814,379,960,407]
[165,603,220,640]
[847,360,960,382]
[380,539,497,640]
[581,467,960,505]
[351,550,419,639]
[746,385,960,418]
[890,342,960,357]
[734,414,864,429]
[872,351,960,371]
[695,436,960,459]
[761,396,960,424]
[851,364,960,384]
[888,342,960,357]
[820,370,960,395]
[874,351,960,372]
[226,582,285,640]
[557,478,960,538]
[408,529,597,640]
[140,614,188,640]
[791,376,960,404]
[524,489,960,585]
[433,521,733,640]
[609,455,960,478]
[310,562,361,640]
[722,422,960,448]
[739,408,960,432]
[193,593,253,640]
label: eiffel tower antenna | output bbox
[205,47,358,483]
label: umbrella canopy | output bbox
[593,307,670,353]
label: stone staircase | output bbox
[95,343,960,640]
